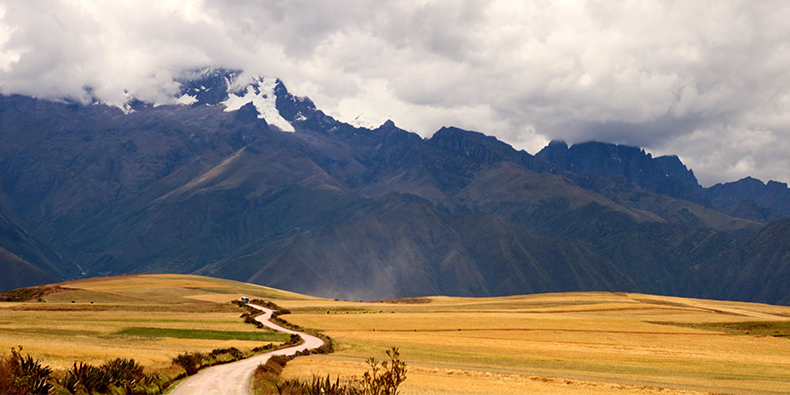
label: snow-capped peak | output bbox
[220,76,295,133]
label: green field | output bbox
[116,327,290,342]
[2,275,790,394]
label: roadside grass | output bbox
[117,327,290,342]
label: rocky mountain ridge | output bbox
[537,140,790,223]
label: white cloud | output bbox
[2,0,790,185]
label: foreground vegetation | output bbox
[0,342,297,394]
[0,274,313,393]
[252,347,406,395]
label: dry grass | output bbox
[0,274,304,372]
[278,292,790,395]
[3,276,790,394]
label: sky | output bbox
[2,0,790,186]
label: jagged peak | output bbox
[171,67,319,133]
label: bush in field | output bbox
[358,348,406,395]
[61,362,108,394]
[172,352,205,376]
[103,358,145,387]
[0,348,163,395]
[60,358,161,395]
[277,374,353,395]
[251,343,275,353]
[274,347,406,395]
[0,347,53,394]
[210,347,243,361]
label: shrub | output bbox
[277,374,354,395]
[60,358,159,395]
[172,352,205,376]
[61,362,108,394]
[249,299,291,315]
[102,358,146,390]
[210,347,243,361]
[273,347,406,395]
[251,343,275,353]
[358,348,406,395]
[311,338,335,355]
[0,347,53,395]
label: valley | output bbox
[2,275,789,394]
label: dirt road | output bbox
[168,303,324,395]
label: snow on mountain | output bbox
[349,112,388,129]
[175,93,198,105]
[220,76,295,133]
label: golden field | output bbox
[0,274,311,373]
[2,274,790,394]
[276,293,790,395]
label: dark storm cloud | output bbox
[2,0,790,185]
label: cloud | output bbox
[2,0,790,185]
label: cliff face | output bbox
[537,140,706,205]
[537,140,790,224]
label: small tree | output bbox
[358,348,406,395]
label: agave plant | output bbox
[102,358,145,390]
[61,362,109,394]
[13,350,53,394]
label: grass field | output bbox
[2,275,790,394]
[0,274,312,374]
[275,293,790,395]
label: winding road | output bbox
[169,303,324,395]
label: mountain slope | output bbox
[702,217,790,304]
[704,177,790,222]
[0,214,75,291]
[1,68,788,304]
[199,192,637,300]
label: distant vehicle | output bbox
[240,296,250,303]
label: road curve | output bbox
[168,303,324,395]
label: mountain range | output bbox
[1,68,789,303]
